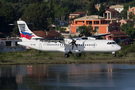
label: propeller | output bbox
[70,39,78,50]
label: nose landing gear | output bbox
[112,52,116,57]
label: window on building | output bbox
[94,21,99,24]
[89,21,92,24]
[76,27,80,33]
[6,41,11,46]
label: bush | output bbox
[0,54,5,62]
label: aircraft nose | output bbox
[117,45,121,51]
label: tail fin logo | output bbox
[20,31,35,40]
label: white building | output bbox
[0,38,26,53]
[110,5,124,13]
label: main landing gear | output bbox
[65,54,70,58]
[64,53,81,58]
[76,53,81,57]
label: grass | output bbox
[0,49,135,65]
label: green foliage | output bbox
[72,53,87,60]
[22,3,50,31]
[120,23,135,40]
[0,3,16,33]
[0,0,135,36]
[99,4,105,16]
[59,28,66,33]
[119,9,127,19]
[88,2,98,15]
[117,42,135,57]
[0,54,5,62]
[129,12,134,19]
[78,25,96,37]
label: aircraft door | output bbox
[39,43,42,50]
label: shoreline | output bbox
[1,59,135,65]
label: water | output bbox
[0,64,135,90]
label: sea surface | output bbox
[0,64,135,90]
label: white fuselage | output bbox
[18,39,121,54]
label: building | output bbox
[119,18,134,26]
[70,15,120,34]
[109,5,124,13]
[69,12,87,19]
[0,38,26,52]
[95,4,101,11]
[70,15,130,44]
[127,6,135,19]
[105,9,120,19]
[106,31,130,45]
[33,30,61,39]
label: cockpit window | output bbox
[107,42,116,44]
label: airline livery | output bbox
[16,20,121,57]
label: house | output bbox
[70,15,120,34]
[119,18,134,26]
[95,4,101,11]
[69,12,87,19]
[106,31,130,45]
[105,9,120,19]
[109,5,124,13]
[127,6,135,19]
[70,15,130,44]
[0,38,26,52]
[95,3,109,11]
[33,30,61,39]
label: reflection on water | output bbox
[0,64,135,90]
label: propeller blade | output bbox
[71,39,78,50]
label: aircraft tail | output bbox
[17,20,42,41]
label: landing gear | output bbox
[76,53,81,57]
[112,52,116,57]
[65,54,70,58]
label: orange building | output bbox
[70,15,130,45]
[70,15,121,34]
[127,6,135,19]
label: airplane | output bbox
[16,20,121,58]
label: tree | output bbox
[120,23,135,40]
[77,25,96,37]
[22,3,50,31]
[0,3,16,33]
[99,4,105,16]
[49,0,55,24]
[129,12,134,19]
[88,2,98,15]
[119,9,127,19]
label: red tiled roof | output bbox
[110,31,129,37]
[33,30,61,38]
[106,9,119,13]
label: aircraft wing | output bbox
[92,33,111,37]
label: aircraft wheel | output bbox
[112,52,116,57]
[65,54,70,58]
[76,53,81,57]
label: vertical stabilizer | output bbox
[17,20,41,41]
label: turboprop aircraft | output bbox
[16,20,121,58]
